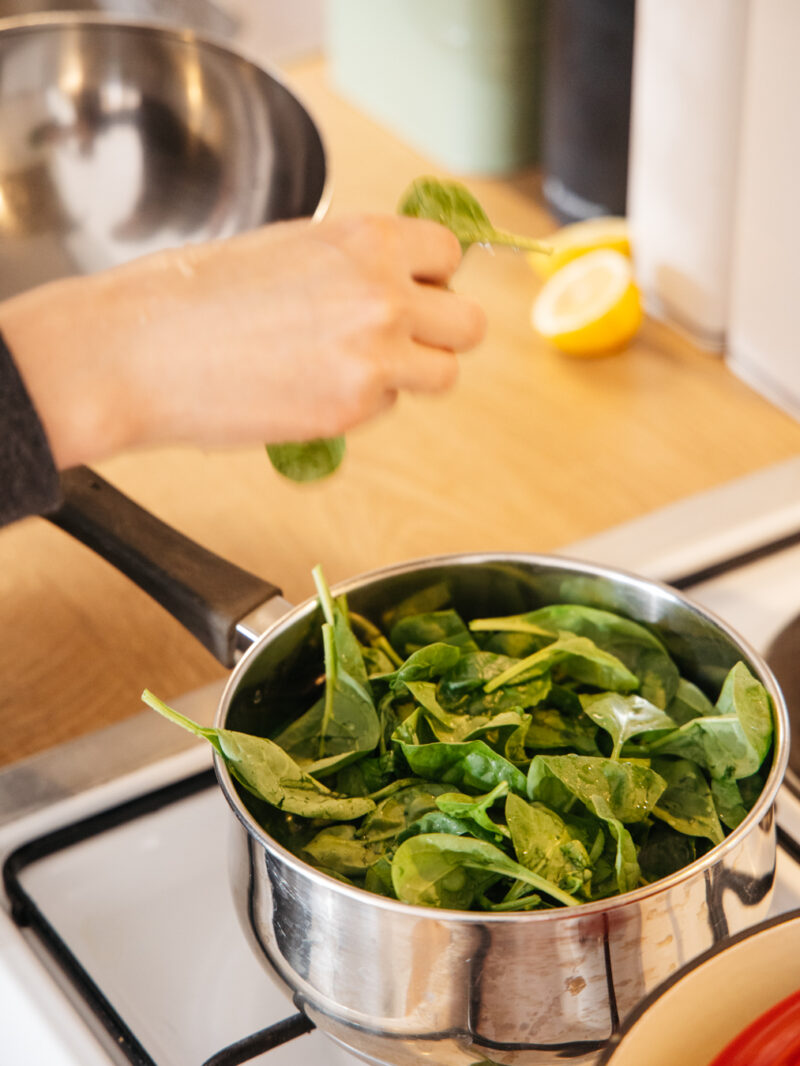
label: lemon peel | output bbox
[528,216,631,279]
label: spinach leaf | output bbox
[142,690,374,820]
[651,757,724,845]
[379,642,462,689]
[272,622,379,777]
[525,705,600,756]
[336,752,396,796]
[436,782,511,841]
[638,823,697,884]
[647,662,773,780]
[400,739,529,796]
[349,610,403,670]
[606,819,641,896]
[397,810,503,846]
[527,753,667,824]
[380,581,452,631]
[667,677,716,725]
[389,609,478,657]
[711,777,748,830]
[391,833,580,909]
[580,692,677,759]
[398,177,552,255]
[505,793,592,897]
[266,436,346,483]
[406,680,528,744]
[484,634,638,695]
[303,825,387,879]
[357,782,449,842]
[439,649,528,695]
[313,565,371,689]
[481,605,679,708]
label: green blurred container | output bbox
[326,0,544,175]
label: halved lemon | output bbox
[528,216,631,279]
[531,248,643,357]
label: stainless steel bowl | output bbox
[216,552,789,1066]
[0,13,328,299]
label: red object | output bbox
[710,988,800,1066]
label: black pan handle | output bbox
[46,465,282,668]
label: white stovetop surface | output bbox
[2,456,800,1065]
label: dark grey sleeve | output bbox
[0,330,63,526]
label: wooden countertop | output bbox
[2,58,799,768]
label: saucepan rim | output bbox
[213,549,790,924]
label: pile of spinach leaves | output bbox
[143,568,773,912]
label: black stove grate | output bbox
[2,769,315,1066]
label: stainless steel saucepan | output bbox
[49,466,789,1066]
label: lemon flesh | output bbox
[531,248,643,357]
[528,216,631,279]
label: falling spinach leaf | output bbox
[398,176,552,255]
[266,436,346,483]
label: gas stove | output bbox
[2,455,800,1066]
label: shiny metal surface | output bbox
[215,552,789,1066]
[0,1,238,38]
[0,13,328,299]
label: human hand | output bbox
[1,214,486,469]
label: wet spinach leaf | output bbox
[506,793,593,897]
[400,738,529,796]
[476,604,679,708]
[647,662,773,780]
[525,705,601,755]
[667,677,716,725]
[527,753,666,824]
[580,692,677,759]
[651,757,724,845]
[142,690,374,820]
[484,634,638,695]
[436,782,511,841]
[303,825,387,879]
[391,833,580,909]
